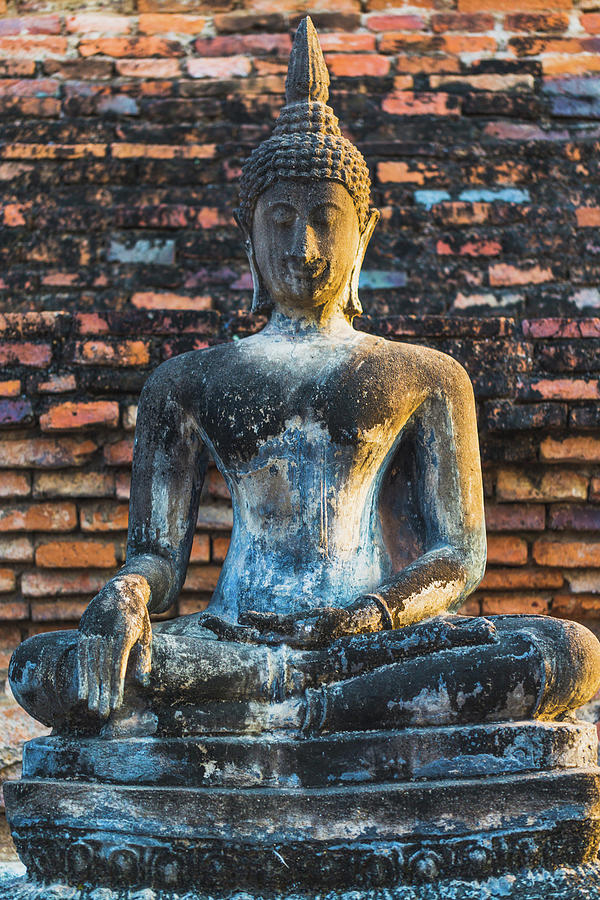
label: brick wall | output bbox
[2,0,600,842]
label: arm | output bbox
[78,359,206,716]
[361,355,487,629]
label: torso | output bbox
[183,325,434,620]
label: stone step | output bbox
[21,720,598,788]
[6,768,600,844]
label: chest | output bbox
[195,342,412,466]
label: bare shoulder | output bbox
[359,332,472,398]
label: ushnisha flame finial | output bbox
[285,16,330,105]
[237,17,372,235]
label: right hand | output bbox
[77,573,152,719]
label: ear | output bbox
[344,208,380,320]
[234,210,272,315]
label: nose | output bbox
[288,221,319,264]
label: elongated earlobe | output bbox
[234,210,272,315]
[344,208,380,321]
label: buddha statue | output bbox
[5,18,600,898]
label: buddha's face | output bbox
[252,178,361,312]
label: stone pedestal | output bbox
[3,720,600,898]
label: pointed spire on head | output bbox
[285,17,329,106]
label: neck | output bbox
[264,298,356,339]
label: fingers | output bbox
[86,635,101,714]
[77,636,89,701]
[240,611,295,634]
[97,639,112,719]
[111,636,133,712]
[134,614,152,687]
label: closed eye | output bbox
[270,203,296,226]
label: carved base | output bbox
[5,722,600,894]
[3,865,600,900]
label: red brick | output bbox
[196,33,291,56]
[0,438,97,469]
[0,569,15,593]
[0,623,21,668]
[518,378,600,401]
[481,593,549,615]
[66,14,132,34]
[73,339,150,367]
[0,60,35,76]
[115,472,131,500]
[0,601,28,621]
[549,505,600,531]
[522,318,600,339]
[104,438,134,466]
[487,535,528,566]
[0,536,33,562]
[460,0,570,9]
[36,539,117,569]
[187,57,251,78]
[382,91,460,116]
[0,502,76,533]
[0,37,68,56]
[510,36,600,56]
[319,34,377,52]
[395,57,460,74]
[80,37,185,58]
[480,568,563,590]
[0,342,51,367]
[541,436,600,462]
[534,540,600,568]
[80,501,129,532]
[115,59,181,78]
[0,471,30,497]
[377,161,441,184]
[21,570,108,598]
[431,13,494,31]
[40,401,120,432]
[37,374,77,394]
[543,56,600,76]
[31,600,89,622]
[111,144,215,159]
[485,503,545,531]
[380,34,443,53]
[183,565,221,592]
[207,468,230,500]
[212,535,230,563]
[552,593,600,619]
[367,14,425,30]
[131,292,212,311]
[581,13,600,33]
[33,471,114,499]
[0,144,105,160]
[505,13,569,31]
[178,597,209,616]
[190,534,210,563]
[489,263,553,287]
[443,35,497,54]
[139,13,207,34]
[326,54,390,78]
[437,238,501,257]
[496,469,588,502]
[0,398,33,426]
[576,208,600,227]
[123,405,137,430]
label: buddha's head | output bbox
[236,17,379,321]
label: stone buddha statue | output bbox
[5,19,600,898]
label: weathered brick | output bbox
[0,623,21,668]
[190,534,210,564]
[484,400,566,432]
[382,91,460,116]
[40,401,120,432]
[523,318,600,339]
[115,472,131,500]
[481,593,549,615]
[37,374,77,394]
[0,471,30,498]
[431,13,494,31]
[326,54,390,78]
[66,14,132,34]
[0,502,76,533]
[517,378,600,401]
[576,208,600,227]
[0,438,97,469]
[550,505,600,530]
[489,263,553,287]
[36,539,117,569]
[0,536,33,562]
[21,570,108,598]
[183,565,222,592]
[79,38,184,58]
[534,540,600,568]
[0,381,20,398]
[564,571,600,594]
[187,57,252,79]
[212,536,230,563]
[581,13,600,33]
[367,14,425,31]
[115,59,181,78]
[0,399,33,427]
[319,34,377,53]
[0,600,27,621]
[104,438,134,466]
[80,501,129,532]
[480,568,563,590]
[31,600,89,622]
[485,503,545,531]
[33,471,115,499]
[496,469,588,502]
[0,342,51,367]
[552,593,600,618]
[131,292,212,310]
[0,569,15,593]
[541,436,600,462]
[486,535,528,566]
[73,339,150,367]
[377,161,440,184]
[505,13,569,31]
